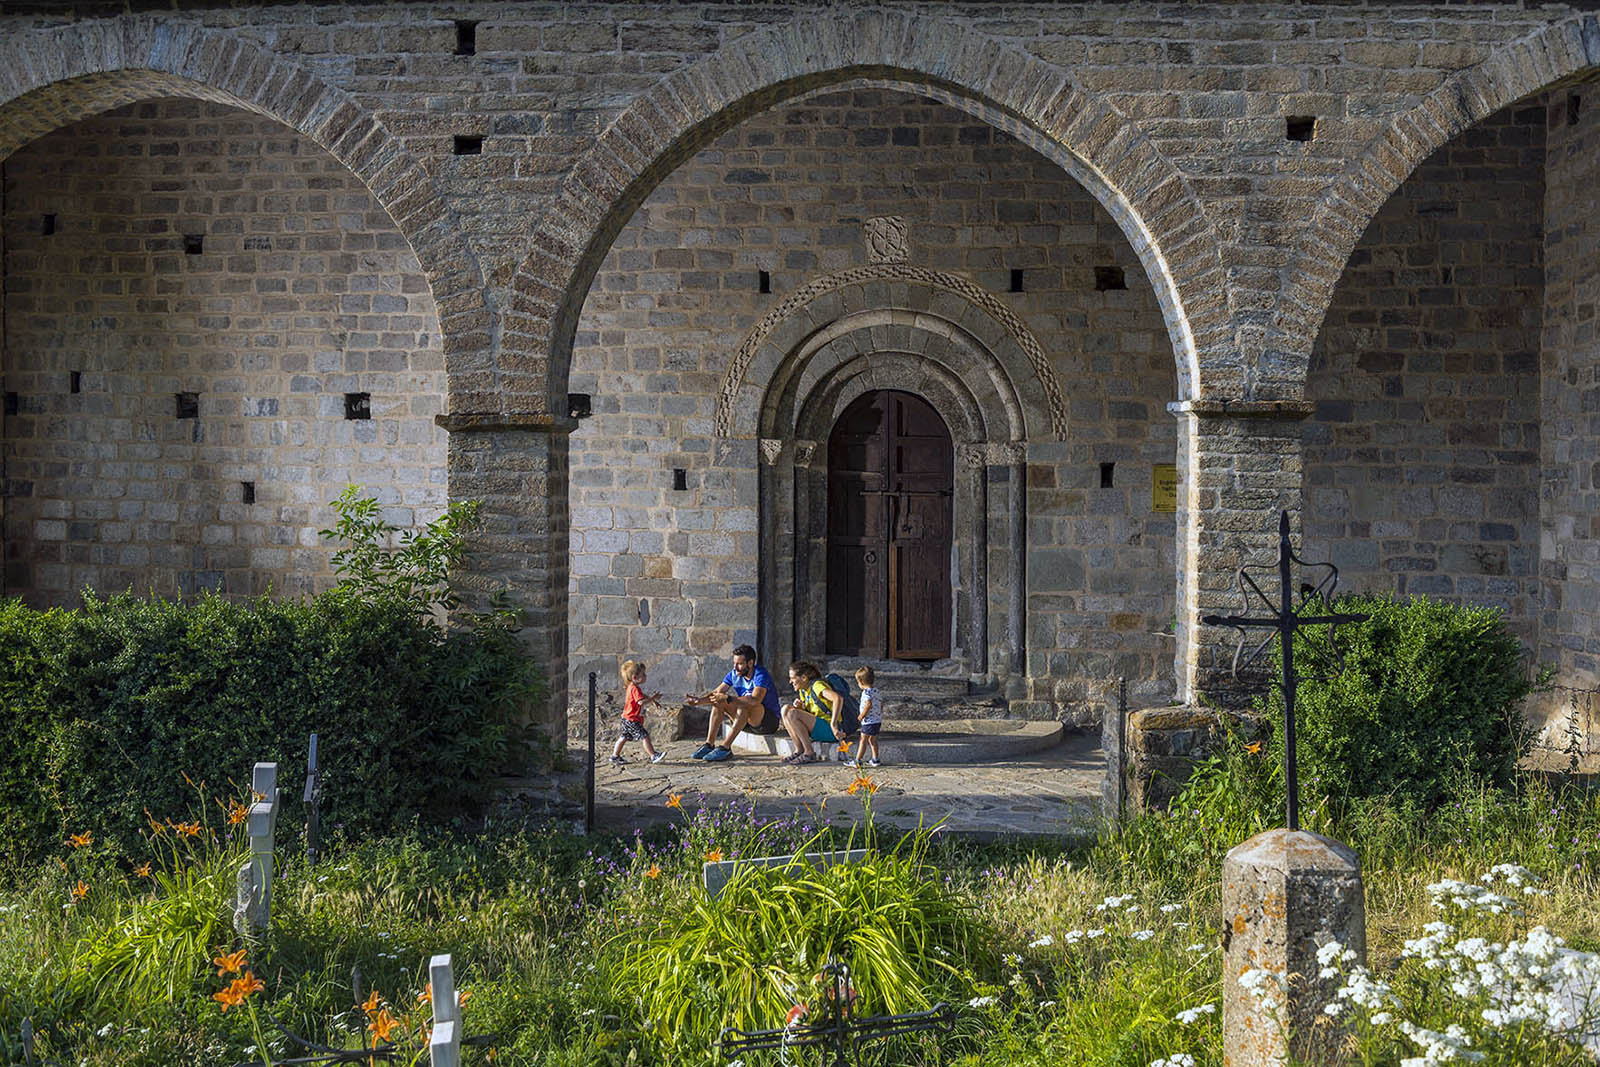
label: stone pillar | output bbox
[1222,829,1365,1067]
[1168,400,1314,704]
[439,413,574,742]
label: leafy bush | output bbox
[0,492,542,868]
[1255,593,1538,817]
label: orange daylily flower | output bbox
[67,831,92,849]
[213,985,245,1011]
[214,971,264,1012]
[233,972,265,998]
[368,1007,401,1043]
[361,990,382,1016]
[418,984,432,1005]
[846,776,878,796]
[645,863,662,879]
[704,849,724,863]
[226,801,249,826]
[459,989,472,1007]
[1245,741,1263,755]
[70,880,88,901]
[838,739,853,755]
[665,793,683,809]
[213,948,248,977]
[134,862,152,878]
[173,821,202,839]
[786,1003,808,1027]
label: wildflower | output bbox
[214,972,264,1012]
[1131,930,1155,941]
[1160,903,1183,914]
[967,995,997,1008]
[645,863,662,879]
[845,776,878,796]
[68,831,92,849]
[213,985,245,1012]
[1028,934,1054,948]
[213,949,248,977]
[838,739,852,755]
[227,801,249,826]
[1244,741,1263,755]
[1151,1056,1195,1067]
[134,862,152,878]
[361,990,382,1015]
[70,880,88,901]
[1174,1003,1216,1024]
[785,1003,808,1028]
[705,849,724,863]
[174,821,202,839]
[1185,943,1207,953]
[666,793,683,809]
[368,1007,401,1043]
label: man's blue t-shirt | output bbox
[723,665,780,717]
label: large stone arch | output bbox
[0,17,490,381]
[505,8,1227,418]
[1270,14,1600,397]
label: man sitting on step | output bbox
[684,644,782,762]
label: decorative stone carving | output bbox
[960,443,988,470]
[793,440,817,466]
[713,264,1066,440]
[990,441,1026,464]
[864,215,908,264]
[759,438,784,465]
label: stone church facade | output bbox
[3,1,1599,740]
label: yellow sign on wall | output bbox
[1152,463,1178,513]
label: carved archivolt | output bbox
[714,264,1066,440]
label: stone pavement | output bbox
[591,731,1106,839]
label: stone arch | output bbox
[755,320,1028,681]
[507,8,1225,416]
[1271,14,1600,395]
[0,17,490,381]
[727,267,1047,443]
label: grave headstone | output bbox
[233,761,278,939]
[702,849,870,899]
[429,954,461,1067]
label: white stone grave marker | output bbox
[429,953,461,1067]
[233,761,279,938]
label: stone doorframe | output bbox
[724,269,1059,688]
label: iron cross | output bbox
[1202,510,1367,831]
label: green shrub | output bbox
[1256,593,1538,817]
[0,492,542,868]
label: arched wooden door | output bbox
[826,390,953,660]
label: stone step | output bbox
[716,718,1064,765]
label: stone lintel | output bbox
[1166,399,1316,420]
[435,412,578,434]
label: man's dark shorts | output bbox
[749,706,782,735]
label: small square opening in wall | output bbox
[1009,269,1025,293]
[41,214,56,237]
[1286,116,1317,142]
[673,468,688,491]
[452,135,484,156]
[1570,93,1583,127]
[69,371,81,394]
[1094,266,1126,292]
[183,234,204,255]
[175,392,199,419]
[454,19,478,56]
[344,392,371,420]
[1099,462,1115,489]
[758,270,771,294]
[4,392,17,416]
[241,481,256,505]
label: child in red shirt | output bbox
[611,659,666,766]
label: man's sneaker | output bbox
[703,746,733,762]
[649,752,667,764]
[866,758,881,767]
[690,743,715,760]
[609,755,626,766]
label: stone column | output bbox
[1168,400,1314,704]
[1222,829,1365,1066]
[439,413,574,741]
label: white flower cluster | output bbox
[1396,1021,1484,1065]
[1149,1054,1194,1067]
[1239,967,1285,1014]
[1028,934,1054,948]
[1061,928,1106,944]
[1096,893,1137,912]
[1425,878,1523,917]
[1402,922,1599,1034]
[1173,1002,1216,1025]
[1482,863,1550,898]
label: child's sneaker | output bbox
[866,758,881,767]
[649,752,667,764]
[609,755,626,766]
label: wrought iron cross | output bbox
[1202,510,1367,831]
[718,958,958,1067]
[303,732,323,867]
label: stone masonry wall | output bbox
[2,99,447,602]
[567,88,1176,710]
[1539,78,1600,734]
[1303,103,1544,639]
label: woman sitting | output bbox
[778,660,843,765]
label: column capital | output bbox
[1167,398,1315,420]
[435,412,579,434]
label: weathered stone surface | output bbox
[1223,829,1365,1067]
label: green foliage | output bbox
[611,824,986,1060]
[320,487,482,613]
[1255,593,1539,818]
